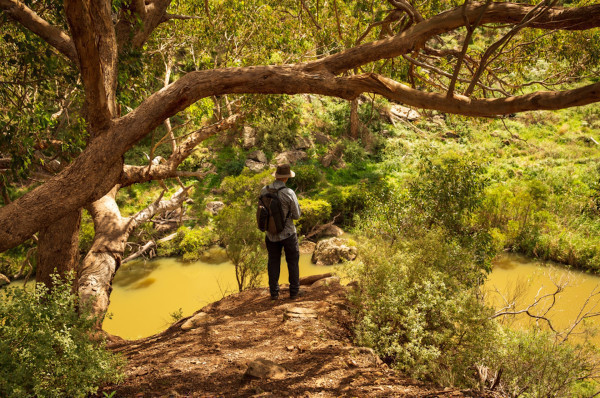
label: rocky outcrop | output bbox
[242,126,257,148]
[181,312,211,331]
[387,105,420,121]
[284,307,317,320]
[245,358,287,380]
[312,275,341,287]
[273,150,307,165]
[321,225,344,238]
[206,201,225,215]
[299,240,316,254]
[247,150,268,164]
[295,136,313,150]
[311,238,357,266]
[299,273,333,285]
[0,273,10,286]
[245,159,266,172]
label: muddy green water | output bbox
[102,250,331,339]
[5,253,600,341]
[484,253,600,341]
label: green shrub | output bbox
[297,198,332,235]
[490,329,600,398]
[347,234,499,383]
[287,164,325,193]
[318,184,369,227]
[214,204,267,292]
[343,139,368,165]
[0,274,124,398]
[220,169,273,205]
[177,226,217,262]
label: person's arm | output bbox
[288,190,301,220]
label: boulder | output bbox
[242,126,257,148]
[245,159,266,172]
[299,273,333,286]
[312,131,330,144]
[206,201,225,215]
[299,240,316,255]
[273,150,307,165]
[295,136,313,150]
[311,238,357,266]
[321,153,336,168]
[245,358,287,380]
[321,225,344,238]
[312,275,341,287]
[181,312,211,331]
[389,105,420,121]
[0,273,10,287]
[247,150,268,164]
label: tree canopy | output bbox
[1,0,600,253]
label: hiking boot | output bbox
[270,294,279,300]
[289,290,305,300]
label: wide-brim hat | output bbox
[273,164,295,178]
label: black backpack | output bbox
[257,186,288,234]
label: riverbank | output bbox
[100,277,494,397]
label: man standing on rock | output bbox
[260,164,302,300]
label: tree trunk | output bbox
[78,187,127,325]
[36,209,81,290]
[78,185,190,327]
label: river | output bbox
[5,252,600,341]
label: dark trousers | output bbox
[265,234,300,297]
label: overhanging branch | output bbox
[0,0,78,64]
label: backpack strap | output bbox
[271,185,291,224]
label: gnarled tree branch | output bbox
[0,0,78,64]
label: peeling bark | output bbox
[78,186,189,325]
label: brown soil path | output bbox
[100,280,493,397]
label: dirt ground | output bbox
[100,278,496,397]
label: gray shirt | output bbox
[260,180,301,242]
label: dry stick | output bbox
[304,214,340,240]
[332,0,343,41]
[404,54,510,95]
[122,240,156,264]
[491,284,564,334]
[560,286,600,343]
[299,0,321,30]
[465,0,559,96]
[447,0,490,98]
[13,247,35,280]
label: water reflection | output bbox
[485,253,600,343]
[103,253,331,339]
[112,260,162,288]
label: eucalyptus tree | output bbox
[1,0,600,322]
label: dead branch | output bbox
[447,0,491,97]
[13,247,36,281]
[465,0,559,96]
[122,240,156,264]
[299,0,321,30]
[304,214,340,240]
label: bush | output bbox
[347,234,499,383]
[220,169,273,205]
[287,164,325,193]
[491,329,600,398]
[177,226,217,262]
[318,184,369,227]
[0,274,124,397]
[297,198,332,235]
[215,204,267,292]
